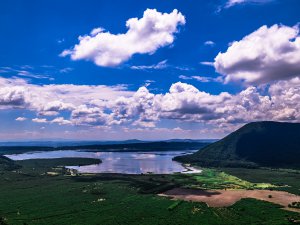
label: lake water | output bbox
[5,150,201,174]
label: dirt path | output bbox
[159,188,300,212]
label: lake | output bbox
[5,150,201,174]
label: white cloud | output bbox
[61,9,185,67]
[204,40,215,46]
[144,80,155,83]
[0,65,55,80]
[112,86,158,127]
[214,24,300,85]
[225,0,248,8]
[0,77,134,117]
[32,118,48,123]
[130,60,168,70]
[2,76,300,132]
[51,117,72,125]
[178,75,192,80]
[38,101,75,116]
[173,127,184,131]
[90,27,105,36]
[17,70,51,79]
[71,105,112,126]
[59,67,73,73]
[179,75,222,83]
[57,38,65,44]
[200,61,214,66]
[131,60,192,71]
[225,0,274,8]
[0,86,26,106]
[155,82,232,121]
[194,76,222,83]
[15,117,27,121]
[191,76,214,83]
[113,79,300,127]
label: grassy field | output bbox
[184,168,276,190]
[221,168,300,195]
[0,158,300,224]
[16,158,101,174]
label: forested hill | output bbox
[174,121,300,169]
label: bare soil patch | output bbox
[160,188,300,212]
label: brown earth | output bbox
[159,188,300,212]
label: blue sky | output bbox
[1,0,300,140]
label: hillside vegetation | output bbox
[0,155,21,171]
[175,121,300,169]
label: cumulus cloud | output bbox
[215,24,300,84]
[61,9,185,67]
[2,76,300,132]
[110,80,300,127]
[71,105,112,126]
[0,77,134,119]
[0,86,26,106]
[112,86,158,127]
[156,82,231,120]
[38,101,74,116]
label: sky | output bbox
[0,0,300,141]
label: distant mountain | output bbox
[0,141,210,154]
[57,141,210,152]
[164,139,218,143]
[0,139,215,147]
[0,140,148,147]
[174,121,300,169]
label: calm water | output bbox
[5,150,199,174]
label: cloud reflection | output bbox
[6,150,198,174]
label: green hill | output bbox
[174,121,300,169]
[0,155,21,171]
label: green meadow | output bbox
[0,158,300,224]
